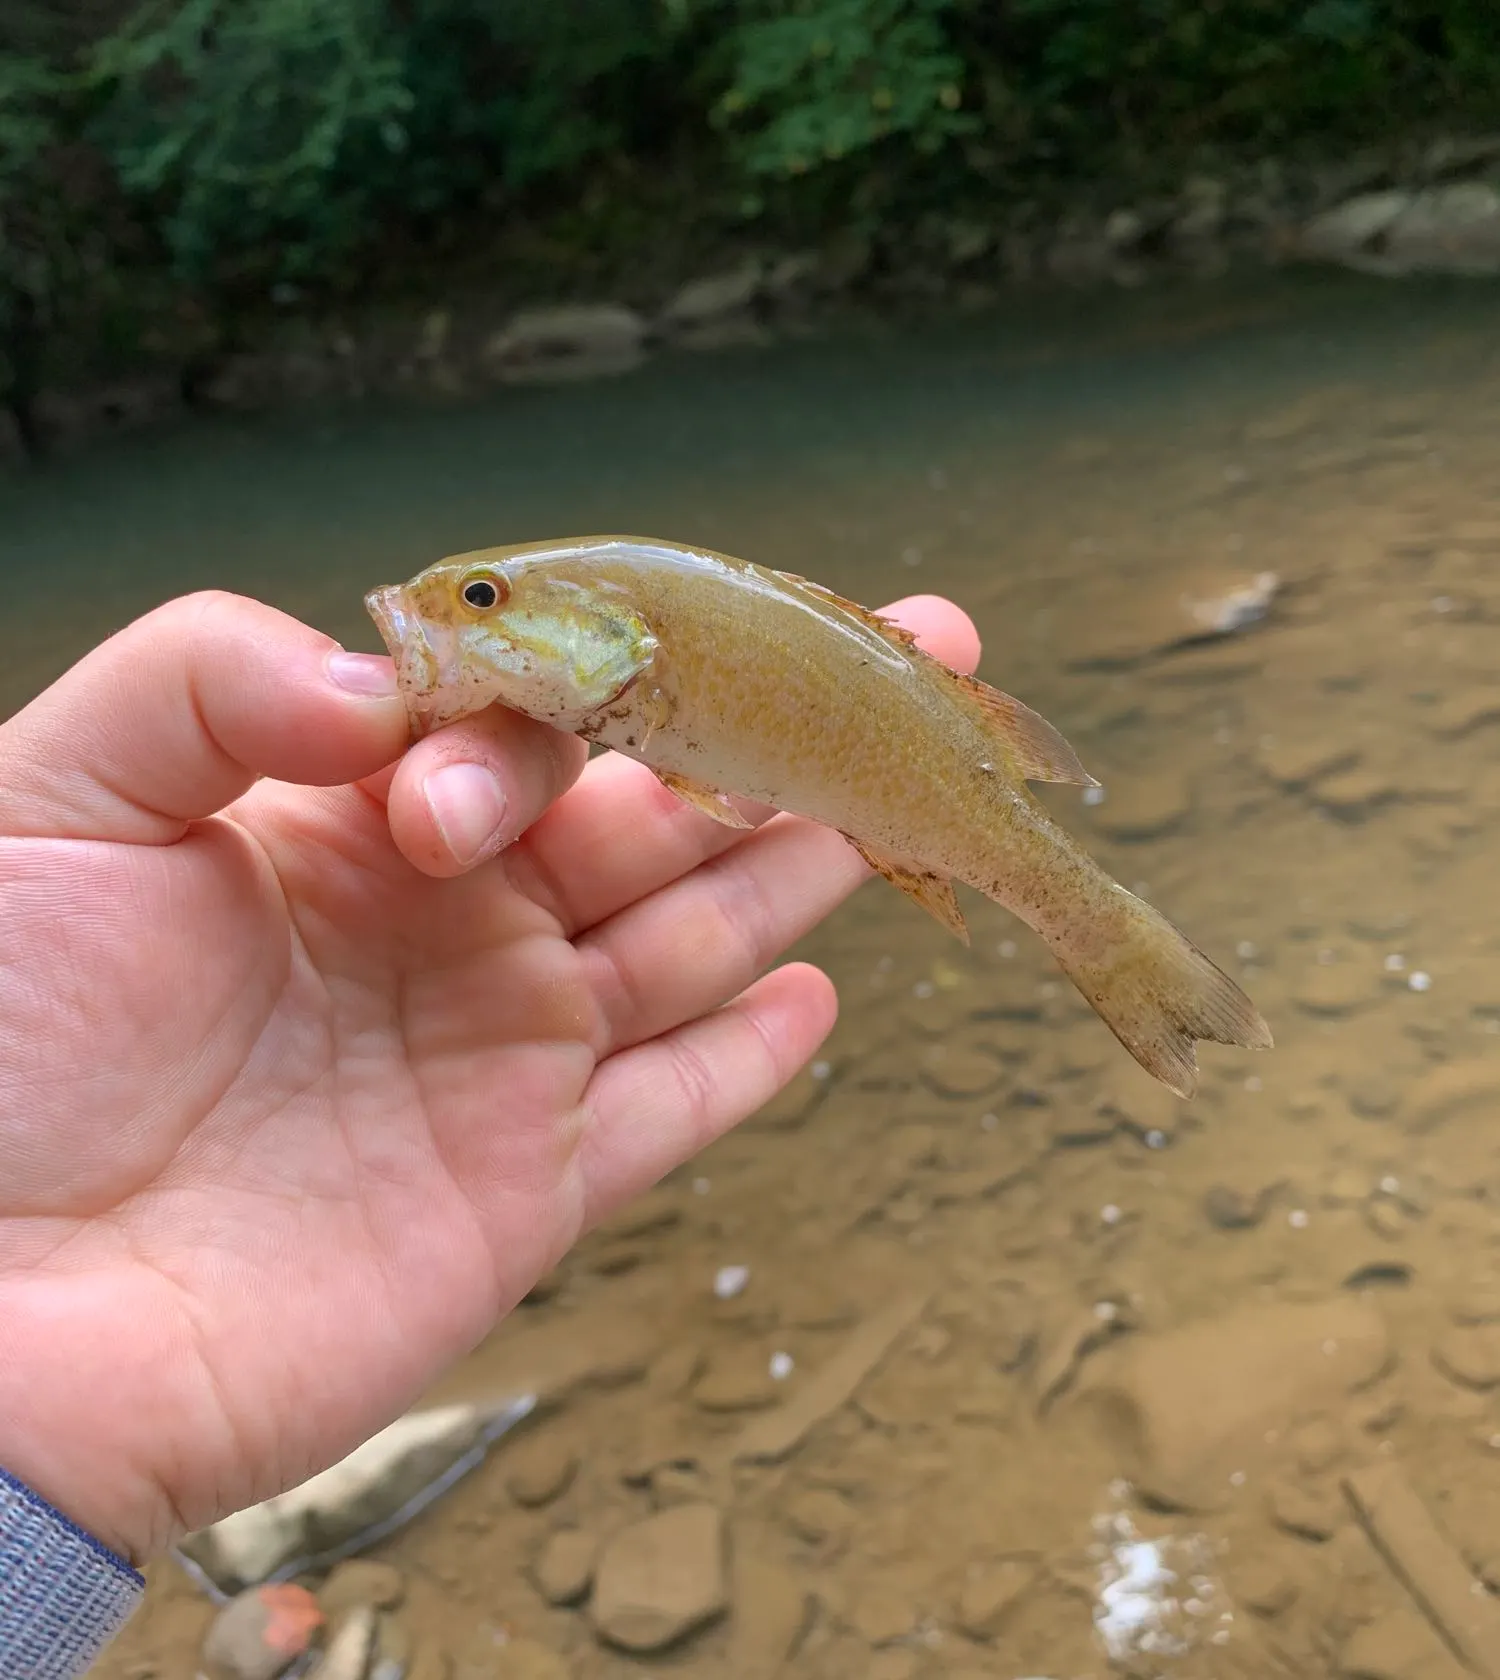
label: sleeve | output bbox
[0,1468,144,1678]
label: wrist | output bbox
[0,1281,178,1568]
[0,1430,149,1571]
[0,1466,143,1580]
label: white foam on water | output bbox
[1090,1504,1231,1664]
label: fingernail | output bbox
[423,762,508,866]
[326,650,398,697]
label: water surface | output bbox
[29,267,1500,1679]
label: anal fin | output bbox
[653,768,753,828]
[949,672,1099,787]
[842,834,970,944]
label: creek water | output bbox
[11,266,1500,1678]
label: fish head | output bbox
[365,549,660,738]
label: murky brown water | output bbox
[12,268,1500,1679]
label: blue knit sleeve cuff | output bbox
[0,1467,144,1678]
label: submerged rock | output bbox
[1299,184,1500,276]
[1078,1297,1390,1510]
[180,1398,535,1593]
[659,264,764,331]
[1062,569,1279,668]
[202,1584,324,1680]
[533,1528,599,1606]
[482,304,648,384]
[590,1502,729,1652]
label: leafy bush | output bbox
[4,0,1500,422]
[85,0,414,284]
[711,0,977,177]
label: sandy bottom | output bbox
[52,284,1500,1678]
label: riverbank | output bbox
[11,129,1500,468]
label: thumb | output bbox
[0,590,410,844]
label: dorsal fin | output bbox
[947,672,1099,787]
[774,568,1096,787]
[773,571,925,654]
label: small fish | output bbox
[366,536,1271,1096]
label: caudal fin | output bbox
[1052,896,1273,1098]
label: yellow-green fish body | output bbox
[366,536,1271,1096]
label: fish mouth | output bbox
[364,582,456,738]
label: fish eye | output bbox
[460,571,507,612]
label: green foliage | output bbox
[5,0,1500,398]
[69,0,692,289]
[711,0,978,177]
[85,0,413,283]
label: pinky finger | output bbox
[574,961,838,1234]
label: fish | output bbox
[365,535,1272,1096]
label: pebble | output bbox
[1257,737,1360,789]
[646,1341,706,1398]
[850,1584,918,1646]
[1324,1167,1371,1205]
[372,1615,410,1674]
[1449,1285,1500,1325]
[1347,1074,1400,1118]
[589,1502,729,1652]
[692,1345,781,1411]
[784,1487,857,1543]
[202,1585,324,1680]
[1291,1416,1344,1475]
[533,1528,599,1605]
[727,1542,811,1678]
[1267,1478,1341,1541]
[1203,1182,1277,1229]
[1363,1196,1411,1240]
[314,1608,377,1680]
[1316,767,1398,816]
[919,1036,1006,1099]
[1229,1555,1298,1618]
[1426,687,1500,737]
[954,1557,1034,1638]
[318,1561,406,1618]
[1048,1101,1119,1148]
[1432,1325,1500,1390]
[505,1435,579,1508]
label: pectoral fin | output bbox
[654,769,753,828]
[842,835,970,943]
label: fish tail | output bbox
[1045,889,1272,1099]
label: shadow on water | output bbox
[25,264,1500,1677]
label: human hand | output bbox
[0,585,979,1565]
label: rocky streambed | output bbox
[57,275,1500,1680]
